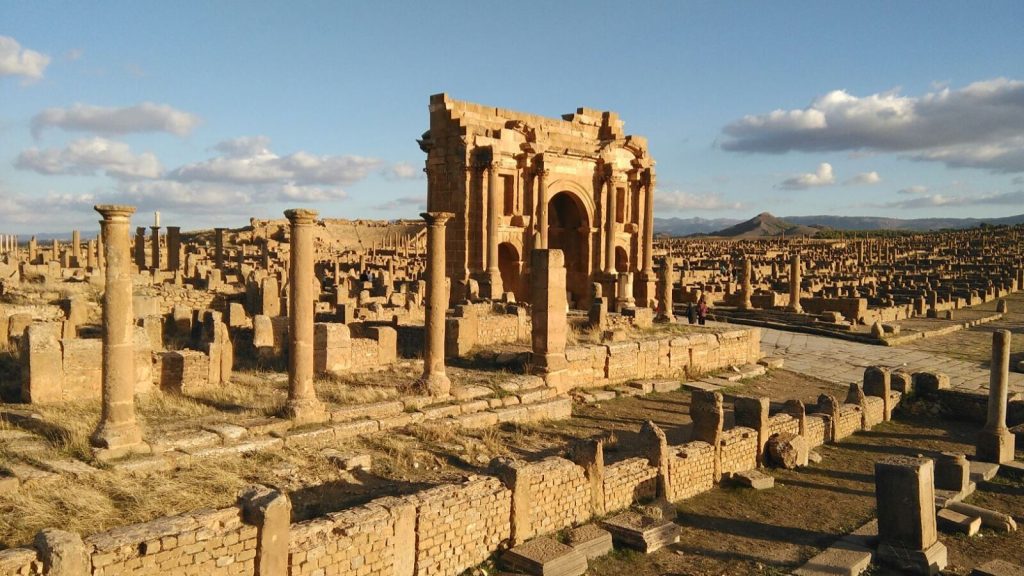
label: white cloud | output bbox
[721,78,1024,172]
[1012,176,1024,185]
[31,102,201,138]
[0,190,96,224]
[169,136,380,186]
[0,36,51,81]
[16,137,162,179]
[882,190,1024,209]
[373,195,426,211]
[844,171,881,186]
[382,162,422,180]
[777,162,835,190]
[898,185,929,195]
[654,190,743,212]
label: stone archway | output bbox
[615,246,629,273]
[498,242,523,301]
[548,191,590,308]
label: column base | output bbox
[283,397,327,426]
[877,540,947,575]
[786,304,803,314]
[90,420,144,452]
[531,352,568,373]
[415,372,451,397]
[482,270,504,300]
[976,428,1016,464]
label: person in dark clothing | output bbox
[686,301,696,324]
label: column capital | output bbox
[421,211,454,226]
[284,208,319,225]
[95,204,136,221]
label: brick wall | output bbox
[665,441,715,502]
[602,457,658,513]
[719,427,758,476]
[86,507,257,576]
[520,458,591,538]
[767,413,800,438]
[289,501,399,576]
[862,396,885,429]
[804,415,828,447]
[834,405,864,441]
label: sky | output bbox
[2,1,1023,234]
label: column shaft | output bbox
[603,173,616,274]
[419,212,453,396]
[283,209,325,423]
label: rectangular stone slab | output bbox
[501,536,587,576]
[566,524,613,560]
[937,508,981,536]
[600,511,679,553]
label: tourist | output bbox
[697,295,708,325]
[686,301,696,324]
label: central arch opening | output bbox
[548,191,590,308]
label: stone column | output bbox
[639,169,657,306]
[71,230,81,265]
[739,257,753,310]
[166,226,181,271]
[214,227,226,269]
[536,166,549,249]
[656,257,674,322]
[86,239,97,269]
[417,211,453,396]
[486,159,503,298]
[976,329,1015,463]
[96,228,105,269]
[787,253,803,313]
[51,238,59,262]
[282,209,326,424]
[91,205,145,454]
[603,169,617,275]
[134,227,146,269]
[150,226,161,271]
[875,456,947,574]
[530,249,568,391]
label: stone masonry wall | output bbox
[805,414,828,447]
[0,548,42,575]
[288,502,398,576]
[602,457,658,513]
[665,441,716,502]
[863,396,885,429]
[719,426,758,477]
[445,302,529,357]
[520,457,591,539]
[834,405,864,441]
[767,413,800,438]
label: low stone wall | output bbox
[767,413,800,438]
[804,414,828,447]
[251,317,398,374]
[445,302,529,357]
[0,548,41,575]
[602,457,658,513]
[289,500,403,576]
[665,441,716,502]
[719,427,758,477]
[563,327,761,389]
[135,283,220,316]
[800,297,867,323]
[834,405,863,441]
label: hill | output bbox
[707,212,818,238]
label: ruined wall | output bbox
[766,413,800,438]
[799,297,867,323]
[804,414,828,447]
[665,441,716,502]
[289,501,400,576]
[602,457,658,513]
[520,457,591,539]
[445,302,529,357]
[135,284,220,315]
[0,548,42,575]
[834,405,864,441]
[862,396,885,429]
[719,427,758,477]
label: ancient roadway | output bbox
[725,324,1024,396]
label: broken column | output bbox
[282,209,326,424]
[976,329,1015,463]
[71,229,81,265]
[91,205,145,454]
[875,456,947,574]
[530,249,569,391]
[863,366,893,421]
[787,253,802,313]
[417,211,453,396]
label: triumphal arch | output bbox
[419,93,656,309]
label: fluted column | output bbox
[418,211,454,396]
[283,209,326,424]
[603,168,616,275]
[486,160,503,297]
[91,204,144,453]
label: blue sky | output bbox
[2,1,1023,233]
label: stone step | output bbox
[681,381,724,393]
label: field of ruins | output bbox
[0,95,1022,576]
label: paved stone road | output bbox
[753,326,1024,395]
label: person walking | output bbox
[697,295,708,325]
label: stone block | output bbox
[599,511,679,553]
[501,536,587,576]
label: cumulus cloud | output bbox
[882,190,1024,209]
[1013,176,1024,185]
[31,102,200,138]
[169,136,380,186]
[372,195,426,212]
[721,78,1024,172]
[0,36,50,81]
[844,171,881,186]
[16,137,162,179]
[654,190,743,212]
[0,190,96,225]
[382,162,422,180]
[777,162,835,190]
[898,185,929,195]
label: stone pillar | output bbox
[166,226,181,271]
[282,209,326,424]
[734,395,770,464]
[530,249,568,390]
[35,528,89,576]
[71,230,81,265]
[240,486,292,576]
[51,238,59,262]
[863,366,893,421]
[485,159,503,298]
[875,456,947,574]
[976,329,1015,463]
[150,226,161,271]
[214,227,225,269]
[134,227,146,269]
[691,390,725,481]
[96,229,105,269]
[536,166,549,249]
[739,257,753,310]
[86,239,97,269]
[29,236,38,262]
[569,438,605,516]
[603,169,616,275]
[787,253,803,313]
[639,169,657,307]
[656,257,674,322]
[91,205,145,454]
[417,211,453,396]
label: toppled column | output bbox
[417,211,453,396]
[91,205,146,456]
[787,253,802,313]
[530,249,568,391]
[282,209,326,424]
[976,329,1015,463]
[875,456,947,574]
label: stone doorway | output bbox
[498,242,523,301]
[548,191,590,308]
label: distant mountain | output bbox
[708,212,818,238]
[653,216,742,237]
[781,213,1024,231]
